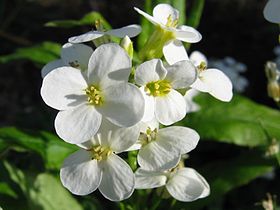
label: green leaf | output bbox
[174,150,275,210]
[45,11,111,30]
[3,162,83,210]
[0,127,77,170]
[180,94,280,147]
[186,0,205,28]
[0,182,17,198]
[0,42,61,65]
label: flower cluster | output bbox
[41,3,233,202]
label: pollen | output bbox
[166,15,179,28]
[139,127,158,147]
[90,145,112,161]
[145,80,171,97]
[85,85,103,106]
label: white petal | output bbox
[135,168,167,189]
[166,167,210,202]
[199,69,233,102]
[165,60,197,89]
[163,40,188,65]
[139,118,159,133]
[134,7,161,26]
[158,126,199,154]
[97,83,144,127]
[103,122,140,153]
[41,59,64,78]
[106,24,142,38]
[41,67,87,110]
[135,59,167,86]
[99,154,135,201]
[264,0,280,24]
[184,89,200,113]
[61,43,93,71]
[155,89,186,125]
[191,78,210,92]
[189,51,208,67]
[139,87,156,122]
[87,43,131,88]
[55,104,102,144]
[68,31,105,43]
[153,4,179,26]
[60,149,102,195]
[175,25,202,43]
[138,141,180,171]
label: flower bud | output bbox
[120,36,133,59]
[265,61,280,102]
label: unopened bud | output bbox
[120,36,133,59]
[265,61,280,102]
[267,81,280,102]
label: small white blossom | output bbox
[60,119,140,201]
[135,59,197,125]
[135,166,210,202]
[68,24,142,43]
[41,43,144,144]
[263,0,280,24]
[41,43,93,78]
[190,51,233,102]
[136,121,199,171]
[134,4,201,65]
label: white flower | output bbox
[136,121,199,171]
[68,24,142,43]
[135,166,210,202]
[184,89,200,113]
[263,0,280,24]
[41,43,93,78]
[60,119,140,201]
[190,51,233,102]
[134,4,201,65]
[41,43,144,144]
[135,59,197,125]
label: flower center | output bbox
[85,85,103,106]
[139,127,158,147]
[166,15,178,28]
[197,61,207,73]
[91,145,112,161]
[144,80,171,97]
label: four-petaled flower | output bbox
[134,4,201,64]
[135,59,197,125]
[60,119,140,201]
[41,43,144,144]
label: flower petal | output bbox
[61,43,93,71]
[41,67,87,110]
[184,89,200,113]
[175,25,202,43]
[158,126,199,154]
[138,141,180,171]
[189,51,208,67]
[165,60,197,89]
[68,31,105,43]
[134,7,161,26]
[190,78,210,92]
[155,89,186,125]
[163,40,188,65]
[98,119,140,153]
[199,69,233,102]
[263,0,280,24]
[60,149,102,195]
[106,24,142,38]
[55,104,102,144]
[135,168,167,189]
[41,59,64,78]
[99,154,135,201]
[135,59,167,86]
[166,167,210,202]
[87,43,131,88]
[139,87,156,122]
[153,4,179,26]
[97,83,144,127]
